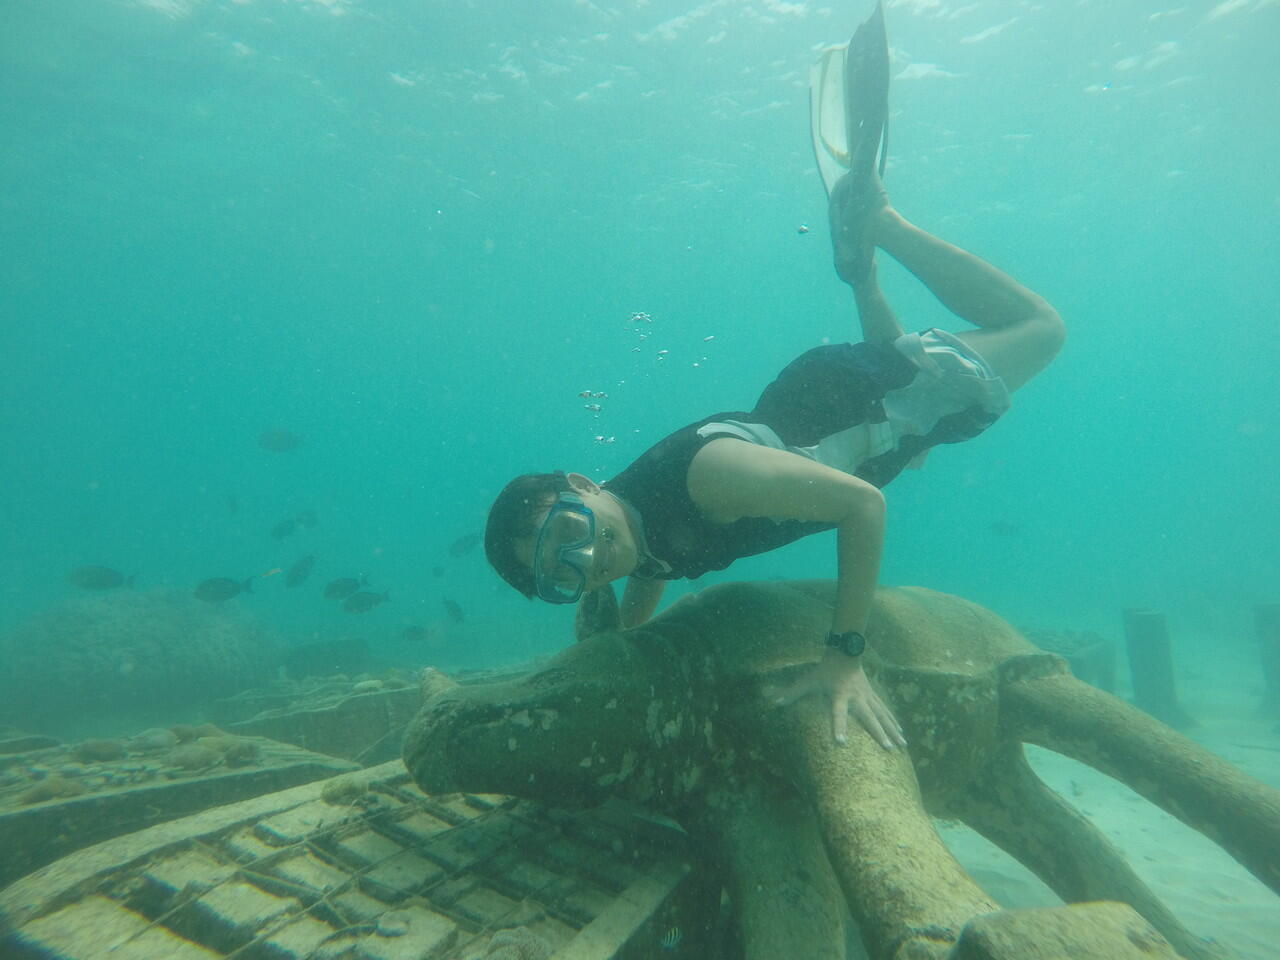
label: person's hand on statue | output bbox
[770,650,908,749]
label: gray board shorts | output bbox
[696,328,1011,481]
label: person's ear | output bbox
[565,472,601,495]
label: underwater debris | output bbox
[19,775,86,805]
[375,911,410,937]
[72,739,127,763]
[0,733,356,889]
[128,728,179,753]
[166,744,222,773]
[485,927,553,960]
[320,774,368,806]
[193,736,259,768]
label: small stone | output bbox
[320,775,367,806]
[72,739,126,763]
[129,727,179,752]
[375,911,409,937]
[167,744,221,772]
[224,739,260,767]
[19,774,85,804]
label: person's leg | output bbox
[870,206,1065,393]
[850,263,904,345]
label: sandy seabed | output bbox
[933,639,1280,960]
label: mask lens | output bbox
[533,496,595,603]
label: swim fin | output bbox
[809,1,890,199]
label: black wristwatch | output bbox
[825,630,867,658]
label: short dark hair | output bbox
[484,471,574,599]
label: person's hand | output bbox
[769,650,907,749]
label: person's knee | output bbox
[1029,308,1066,361]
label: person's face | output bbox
[516,475,638,601]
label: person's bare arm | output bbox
[686,438,906,748]
[620,576,666,628]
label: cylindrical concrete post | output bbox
[1090,638,1117,694]
[1256,604,1280,717]
[1122,609,1193,729]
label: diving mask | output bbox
[532,492,604,604]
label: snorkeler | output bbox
[483,2,1064,749]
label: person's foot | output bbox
[828,169,889,287]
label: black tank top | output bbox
[604,411,833,581]
[603,341,921,581]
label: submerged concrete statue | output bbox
[403,582,1280,960]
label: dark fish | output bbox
[285,555,316,588]
[66,566,132,590]
[989,520,1021,537]
[442,598,464,623]
[271,517,298,540]
[258,428,302,452]
[343,590,390,613]
[323,576,367,600]
[195,577,253,603]
[226,494,239,515]
[448,533,482,558]
[296,509,318,529]
[401,625,430,644]
[431,566,445,578]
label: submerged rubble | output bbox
[0,725,356,887]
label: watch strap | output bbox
[825,630,867,658]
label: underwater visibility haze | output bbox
[1,0,1279,956]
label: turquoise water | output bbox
[3,0,1278,670]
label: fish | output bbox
[431,566,445,578]
[442,598,464,623]
[195,577,253,603]
[659,926,682,950]
[226,494,239,515]
[343,590,390,613]
[271,517,299,540]
[323,576,367,600]
[296,509,318,528]
[448,533,482,558]
[65,566,132,590]
[401,625,430,644]
[285,555,316,588]
[989,520,1021,537]
[257,428,302,452]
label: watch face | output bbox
[828,631,866,657]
